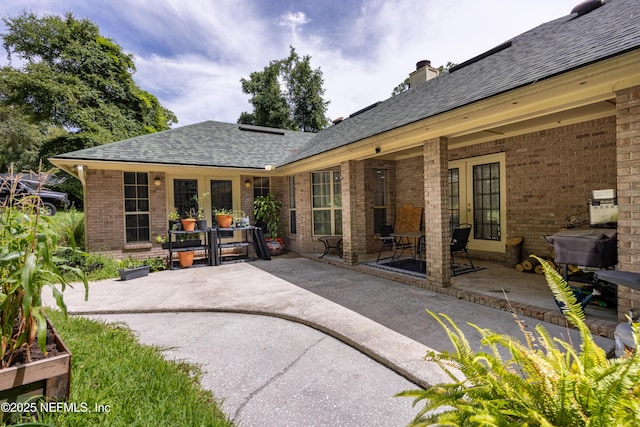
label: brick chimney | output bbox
[409,60,438,89]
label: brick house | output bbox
[52,1,639,311]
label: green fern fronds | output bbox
[399,257,640,426]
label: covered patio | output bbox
[306,250,619,339]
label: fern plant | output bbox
[398,256,640,426]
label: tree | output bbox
[239,46,329,132]
[391,78,410,96]
[0,12,177,171]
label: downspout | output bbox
[75,164,88,248]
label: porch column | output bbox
[341,160,366,265]
[616,85,640,272]
[423,137,451,287]
[616,85,640,321]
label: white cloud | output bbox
[279,11,310,31]
[1,0,582,126]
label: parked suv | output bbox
[0,177,70,216]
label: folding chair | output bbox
[451,223,474,275]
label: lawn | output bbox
[12,310,234,426]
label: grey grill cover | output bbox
[545,229,617,268]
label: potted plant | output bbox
[193,192,209,230]
[168,207,182,230]
[232,209,247,227]
[253,193,284,255]
[0,174,88,405]
[181,209,197,231]
[117,257,150,281]
[177,250,194,267]
[213,207,234,228]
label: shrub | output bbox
[399,256,640,426]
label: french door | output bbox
[449,153,506,253]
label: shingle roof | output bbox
[53,0,640,169]
[282,0,640,164]
[54,121,315,169]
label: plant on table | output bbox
[398,256,640,426]
[253,193,282,239]
[193,192,210,221]
[0,173,88,368]
[213,207,234,228]
[254,193,284,255]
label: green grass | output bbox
[18,310,234,427]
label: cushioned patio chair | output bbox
[451,223,474,275]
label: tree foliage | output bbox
[239,46,329,132]
[0,11,177,172]
[391,61,458,96]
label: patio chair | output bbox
[376,224,395,262]
[376,223,413,262]
[451,223,474,275]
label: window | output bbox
[472,162,501,241]
[373,169,388,233]
[173,179,198,218]
[124,172,150,243]
[312,171,342,236]
[289,176,296,235]
[253,176,270,198]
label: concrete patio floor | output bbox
[305,250,619,339]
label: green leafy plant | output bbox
[253,193,282,239]
[168,207,181,221]
[398,256,640,426]
[212,207,233,215]
[192,192,210,220]
[0,174,88,368]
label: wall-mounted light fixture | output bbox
[153,177,162,186]
[244,179,251,188]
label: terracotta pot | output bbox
[177,251,194,267]
[181,219,196,231]
[216,214,233,228]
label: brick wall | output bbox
[449,116,617,259]
[616,85,640,273]
[615,85,640,321]
[424,137,451,287]
[396,156,425,209]
[84,169,125,251]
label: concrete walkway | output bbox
[46,254,614,426]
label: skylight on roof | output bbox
[238,124,285,135]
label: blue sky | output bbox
[2,0,581,127]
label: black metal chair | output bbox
[376,224,395,262]
[451,223,474,275]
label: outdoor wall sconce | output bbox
[244,180,251,188]
[153,177,162,186]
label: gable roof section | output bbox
[53,121,315,169]
[52,0,640,170]
[283,0,640,164]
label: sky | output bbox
[1,0,583,128]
